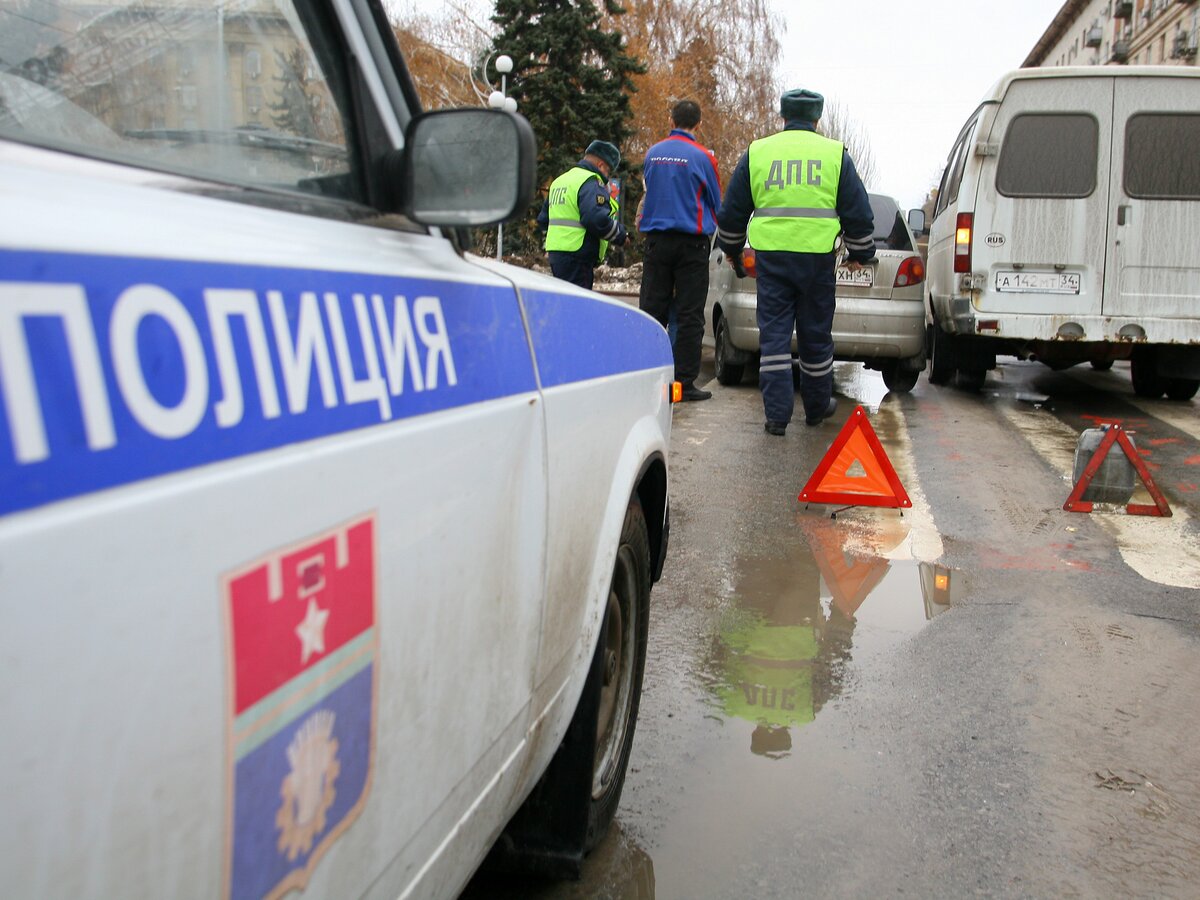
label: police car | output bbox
[0,1,673,898]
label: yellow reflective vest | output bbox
[545,166,619,262]
[747,129,844,253]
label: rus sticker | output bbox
[222,516,378,900]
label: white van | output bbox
[0,1,674,897]
[925,66,1200,400]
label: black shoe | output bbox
[764,420,787,436]
[680,384,712,402]
[805,397,838,426]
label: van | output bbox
[925,66,1200,400]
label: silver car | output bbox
[705,193,928,393]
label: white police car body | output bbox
[0,1,672,897]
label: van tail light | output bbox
[740,248,757,279]
[953,213,973,274]
[894,256,925,287]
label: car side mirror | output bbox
[907,208,927,236]
[399,108,536,228]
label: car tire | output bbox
[1090,359,1114,371]
[1165,378,1199,402]
[1131,352,1166,399]
[928,325,955,385]
[882,359,920,393]
[956,367,986,392]
[715,317,745,386]
[481,497,650,878]
[586,496,651,848]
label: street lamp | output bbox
[487,54,516,260]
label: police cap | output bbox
[585,140,621,172]
[780,88,824,122]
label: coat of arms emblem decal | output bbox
[223,516,377,900]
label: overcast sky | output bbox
[392,0,1067,210]
[776,0,1065,210]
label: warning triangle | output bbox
[1063,424,1172,517]
[799,405,912,509]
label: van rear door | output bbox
[975,77,1113,319]
[1105,76,1200,320]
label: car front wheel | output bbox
[480,497,651,878]
[587,497,650,847]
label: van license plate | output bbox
[995,271,1080,294]
[836,266,873,287]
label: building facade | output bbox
[1024,0,1199,67]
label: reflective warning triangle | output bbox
[799,405,912,509]
[1063,423,1172,517]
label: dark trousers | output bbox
[755,250,837,424]
[549,251,595,290]
[638,231,711,386]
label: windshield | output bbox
[0,0,360,199]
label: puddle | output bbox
[700,517,967,756]
[461,820,654,899]
[468,519,968,899]
[832,360,888,411]
[621,524,970,899]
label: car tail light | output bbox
[741,248,757,279]
[953,212,973,274]
[894,256,925,287]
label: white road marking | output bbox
[1124,397,1200,440]
[996,402,1200,589]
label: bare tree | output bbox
[818,99,878,189]
[614,0,784,174]
[389,1,492,109]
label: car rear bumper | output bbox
[720,291,924,359]
[948,298,1200,346]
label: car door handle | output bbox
[1117,205,1131,226]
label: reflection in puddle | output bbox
[833,360,888,410]
[461,819,655,900]
[706,517,966,756]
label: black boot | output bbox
[805,397,838,426]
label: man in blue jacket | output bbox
[716,89,874,434]
[639,100,722,402]
[538,141,627,290]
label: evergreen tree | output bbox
[488,0,644,255]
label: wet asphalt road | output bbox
[465,354,1200,899]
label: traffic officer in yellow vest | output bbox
[715,89,875,435]
[537,140,627,290]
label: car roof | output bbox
[983,65,1200,103]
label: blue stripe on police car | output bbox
[0,249,537,516]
